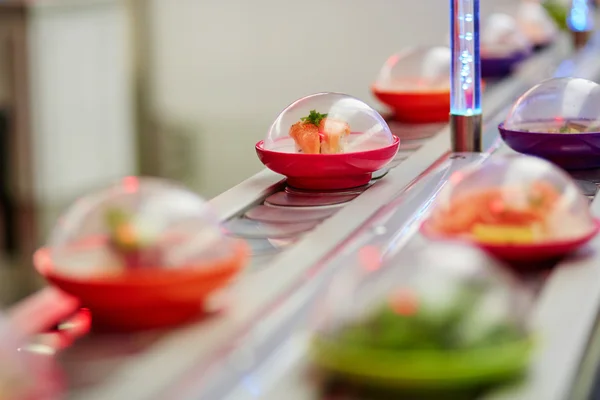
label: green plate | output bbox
[311,335,533,390]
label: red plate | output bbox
[256,135,400,190]
[34,239,249,331]
[372,82,486,124]
[0,288,87,400]
[372,88,450,123]
[420,219,600,263]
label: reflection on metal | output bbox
[568,0,594,48]
[450,113,483,152]
[573,30,593,48]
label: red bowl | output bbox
[372,82,487,124]
[256,135,400,190]
[34,239,249,331]
[372,88,450,123]
[420,219,600,263]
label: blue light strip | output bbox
[450,0,481,116]
[568,0,594,32]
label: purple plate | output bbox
[481,51,530,78]
[499,123,600,170]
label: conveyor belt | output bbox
[173,132,600,400]
[224,122,445,272]
[154,36,600,400]
[13,33,600,400]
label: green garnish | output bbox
[555,121,587,134]
[559,124,569,133]
[105,207,141,252]
[106,208,130,230]
[300,110,328,127]
[528,193,544,208]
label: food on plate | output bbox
[311,241,533,389]
[518,120,600,134]
[105,207,161,269]
[328,284,524,353]
[428,181,571,244]
[289,110,351,154]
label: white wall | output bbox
[27,1,136,236]
[147,0,521,198]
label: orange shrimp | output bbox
[433,189,501,234]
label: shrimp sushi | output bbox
[289,121,320,154]
[289,110,351,154]
[319,118,350,154]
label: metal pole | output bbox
[450,0,482,152]
[568,0,595,48]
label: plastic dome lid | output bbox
[47,177,238,278]
[373,47,451,93]
[428,155,595,243]
[314,242,531,352]
[517,2,558,45]
[481,13,532,57]
[264,92,393,155]
[503,77,600,133]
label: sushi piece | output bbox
[519,120,598,134]
[429,181,563,243]
[105,207,162,268]
[289,110,350,154]
[319,117,351,154]
[289,121,320,154]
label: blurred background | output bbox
[0,0,564,303]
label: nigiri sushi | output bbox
[289,121,320,154]
[289,110,351,154]
[319,117,351,154]
[429,181,562,243]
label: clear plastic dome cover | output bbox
[481,13,532,57]
[48,177,236,277]
[314,243,531,351]
[428,155,595,243]
[504,77,600,133]
[264,92,393,154]
[516,2,558,45]
[373,47,451,93]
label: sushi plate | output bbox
[499,123,600,170]
[34,238,249,332]
[481,51,530,78]
[256,136,400,190]
[420,219,600,263]
[371,89,450,124]
[311,335,533,389]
